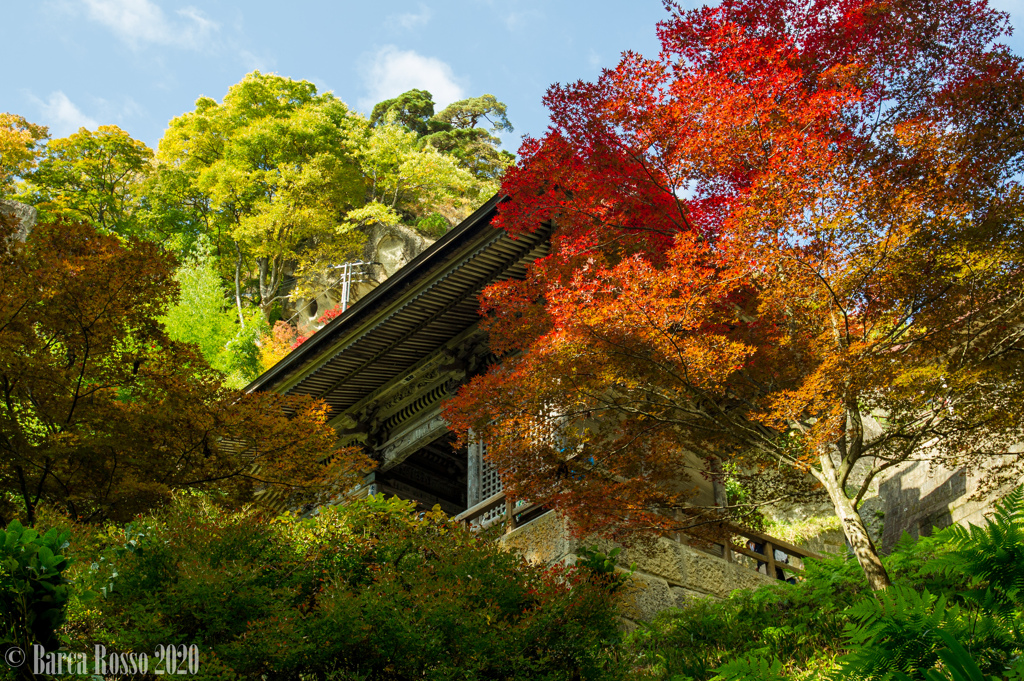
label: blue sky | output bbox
[3,0,1024,155]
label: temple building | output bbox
[246,194,552,518]
[245,190,1023,619]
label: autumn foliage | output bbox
[257,303,348,371]
[444,0,1024,589]
[0,216,372,526]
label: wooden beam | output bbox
[722,521,823,561]
[453,491,506,523]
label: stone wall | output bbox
[498,511,776,623]
[877,453,1021,553]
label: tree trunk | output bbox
[257,255,283,322]
[818,453,892,590]
[257,257,274,322]
[232,241,245,328]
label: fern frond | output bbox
[927,485,1024,609]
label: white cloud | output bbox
[32,92,100,137]
[237,48,274,73]
[391,3,432,30]
[80,0,218,50]
[358,46,466,112]
[91,95,146,125]
[502,8,543,31]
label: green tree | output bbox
[372,90,514,180]
[369,88,437,136]
[160,246,265,388]
[158,71,368,320]
[18,126,154,238]
[67,494,624,681]
[424,94,514,180]
[347,117,482,251]
[134,164,216,257]
[0,115,48,198]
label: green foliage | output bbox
[370,88,437,136]
[18,125,154,238]
[356,114,489,240]
[576,546,635,593]
[160,246,265,388]
[623,488,1024,681]
[159,71,368,318]
[889,631,1005,681]
[423,95,514,180]
[578,546,625,575]
[158,74,506,318]
[838,587,967,678]
[0,520,75,656]
[134,164,215,256]
[715,655,788,681]
[929,486,1024,610]
[64,495,624,680]
[0,114,48,197]
[415,211,450,238]
[371,89,514,181]
[763,515,843,547]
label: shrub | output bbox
[0,521,75,669]
[65,495,624,680]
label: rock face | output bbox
[0,200,38,243]
[285,223,436,333]
[364,223,435,280]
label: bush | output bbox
[0,520,76,679]
[63,495,624,680]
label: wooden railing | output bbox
[453,490,545,533]
[716,521,823,580]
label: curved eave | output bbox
[245,192,550,419]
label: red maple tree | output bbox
[444,0,1024,588]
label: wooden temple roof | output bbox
[246,193,551,426]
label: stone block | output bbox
[619,571,675,621]
[670,585,711,607]
[681,546,773,597]
[621,537,688,586]
[498,511,576,564]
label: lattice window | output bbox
[478,440,505,524]
[468,431,531,529]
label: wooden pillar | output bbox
[467,431,481,508]
[710,455,729,508]
[765,541,776,580]
[505,498,517,534]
